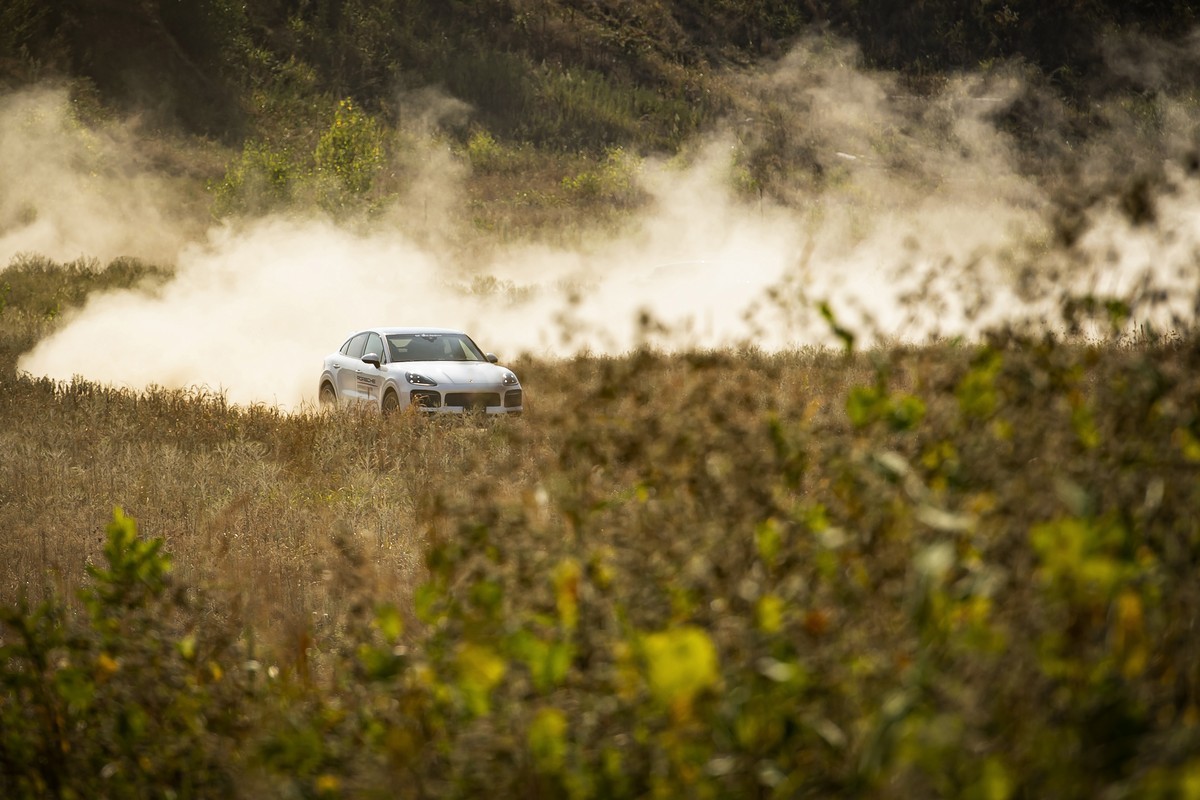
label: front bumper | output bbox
[410,388,523,414]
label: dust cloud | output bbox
[0,87,200,267]
[9,34,1200,409]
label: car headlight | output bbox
[406,372,437,386]
[502,372,519,386]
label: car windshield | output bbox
[386,333,486,363]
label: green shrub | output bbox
[0,0,53,64]
[561,146,643,205]
[0,509,250,798]
[314,97,386,199]
[211,140,299,217]
[460,129,513,176]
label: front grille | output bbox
[410,390,441,408]
[445,392,501,410]
[504,389,523,408]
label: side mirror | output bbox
[486,353,499,363]
[362,352,382,368]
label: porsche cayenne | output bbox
[318,327,523,415]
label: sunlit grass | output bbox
[4,318,1199,795]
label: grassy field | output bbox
[3,255,1200,796]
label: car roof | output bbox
[359,327,467,336]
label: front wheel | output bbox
[319,383,337,406]
[382,390,401,415]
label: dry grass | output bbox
[0,377,513,660]
[2,261,1200,796]
[0,345,865,638]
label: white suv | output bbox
[318,327,523,415]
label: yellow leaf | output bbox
[96,653,119,677]
[1181,760,1200,800]
[1113,589,1146,677]
[970,757,1013,800]
[315,773,341,796]
[1174,428,1200,463]
[177,635,196,661]
[553,559,581,631]
[757,594,784,634]
[643,626,719,717]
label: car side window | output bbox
[345,333,368,359]
[364,333,383,362]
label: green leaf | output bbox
[888,394,926,431]
[414,583,446,625]
[957,348,1003,419]
[819,301,856,353]
[358,643,405,681]
[847,385,883,428]
[456,643,507,717]
[510,631,573,693]
[754,518,783,568]
[53,666,95,713]
[374,603,404,641]
[528,707,569,773]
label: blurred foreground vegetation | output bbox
[2,258,1200,797]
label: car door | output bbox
[354,332,386,405]
[335,333,369,401]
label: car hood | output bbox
[393,361,513,385]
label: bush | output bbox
[560,146,643,205]
[4,329,1200,796]
[210,140,298,217]
[314,97,386,198]
[0,509,250,798]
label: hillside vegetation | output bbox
[3,0,1198,224]
[3,2,1200,799]
[4,0,1197,142]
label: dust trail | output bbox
[13,195,799,407]
[17,218,446,406]
[0,87,199,268]
[13,34,1200,408]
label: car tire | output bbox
[382,390,401,416]
[319,383,337,406]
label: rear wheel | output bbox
[319,383,336,406]
[382,390,401,415]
